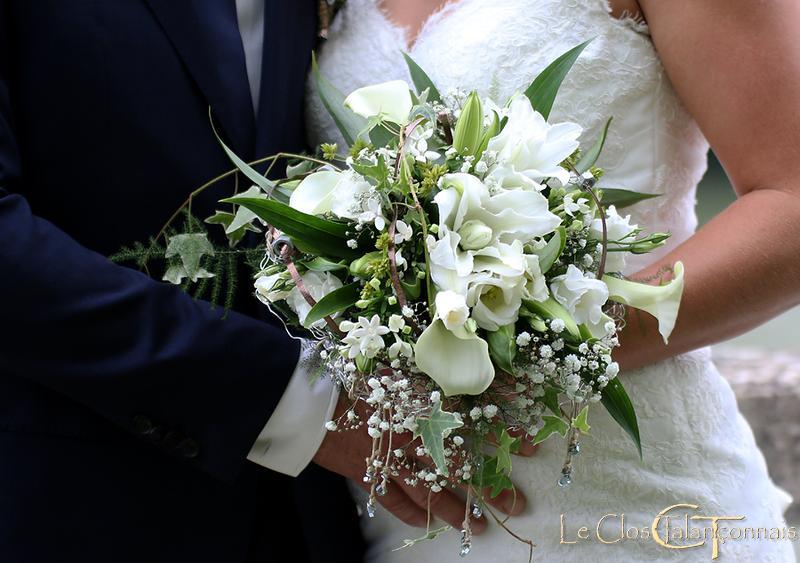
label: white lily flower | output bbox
[343,80,413,124]
[486,95,582,187]
[415,320,495,396]
[434,290,470,331]
[339,314,391,359]
[285,271,344,327]
[435,173,561,246]
[550,265,610,336]
[254,273,291,303]
[603,262,685,344]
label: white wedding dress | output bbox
[306,1,794,561]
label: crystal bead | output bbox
[366,499,376,518]
[376,480,388,496]
[471,503,483,519]
[558,471,572,488]
[459,530,471,557]
[568,442,581,456]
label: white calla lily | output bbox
[603,262,685,344]
[289,170,341,215]
[343,80,413,124]
[434,290,470,331]
[415,319,495,396]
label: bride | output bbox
[308,0,798,560]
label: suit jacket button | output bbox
[162,431,183,450]
[132,415,154,436]
[176,438,199,459]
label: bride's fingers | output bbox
[358,481,429,528]
[509,429,539,457]
[398,477,488,534]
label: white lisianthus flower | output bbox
[550,265,610,336]
[427,227,474,294]
[343,80,413,125]
[339,315,391,359]
[468,274,526,331]
[591,205,639,273]
[603,262,685,344]
[285,271,344,327]
[435,173,561,246]
[415,320,495,396]
[485,95,582,189]
[434,290,470,331]
[254,273,291,303]
[523,254,549,302]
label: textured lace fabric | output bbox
[306,1,794,560]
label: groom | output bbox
[0,1,370,562]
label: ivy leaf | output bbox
[541,386,562,416]
[302,282,360,328]
[164,233,215,283]
[532,415,569,446]
[487,323,517,375]
[471,456,514,498]
[524,39,592,120]
[393,525,452,551]
[413,402,463,476]
[572,405,591,434]
[494,426,520,475]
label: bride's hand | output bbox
[313,398,531,531]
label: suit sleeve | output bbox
[0,10,298,484]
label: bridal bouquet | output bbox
[137,41,684,556]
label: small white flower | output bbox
[402,305,414,317]
[605,362,620,379]
[394,220,413,244]
[325,421,338,431]
[516,332,532,347]
[539,345,553,359]
[388,334,413,359]
[430,391,441,403]
[346,239,358,249]
[453,436,464,446]
[469,406,482,420]
[483,404,498,419]
[367,427,382,439]
[340,315,391,359]
[564,194,591,218]
[388,314,406,333]
[550,318,566,333]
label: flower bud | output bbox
[457,219,493,250]
[349,251,383,278]
[453,91,483,156]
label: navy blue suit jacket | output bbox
[0,1,364,561]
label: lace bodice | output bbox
[306,2,792,561]
[307,0,710,275]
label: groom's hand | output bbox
[313,398,531,532]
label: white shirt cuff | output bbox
[247,340,339,477]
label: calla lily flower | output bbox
[343,80,413,125]
[415,320,495,396]
[603,261,685,344]
[289,170,340,215]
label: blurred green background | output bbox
[697,154,799,352]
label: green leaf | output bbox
[599,188,662,209]
[533,226,566,274]
[413,402,464,477]
[311,53,368,146]
[494,427,520,475]
[401,276,422,300]
[225,186,264,234]
[471,456,514,498]
[524,39,592,120]
[572,405,590,434]
[487,323,517,375]
[576,117,613,173]
[302,282,360,328]
[302,257,348,272]
[164,233,215,283]
[221,196,358,259]
[532,415,570,445]
[475,110,500,161]
[211,117,276,195]
[402,52,442,102]
[394,525,452,551]
[600,377,642,459]
[542,387,562,416]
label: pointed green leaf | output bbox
[533,226,566,274]
[487,323,517,375]
[302,257,348,272]
[600,376,642,459]
[211,117,276,195]
[413,402,463,476]
[302,282,360,328]
[599,188,662,209]
[221,196,358,259]
[523,296,581,340]
[576,117,613,173]
[225,186,264,234]
[572,405,590,434]
[311,53,368,146]
[532,415,570,445]
[524,39,592,120]
[402,52,441,102]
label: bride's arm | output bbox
[615,0,800,371]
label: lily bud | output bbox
[457,219,493,250]
[453,91,483,156]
